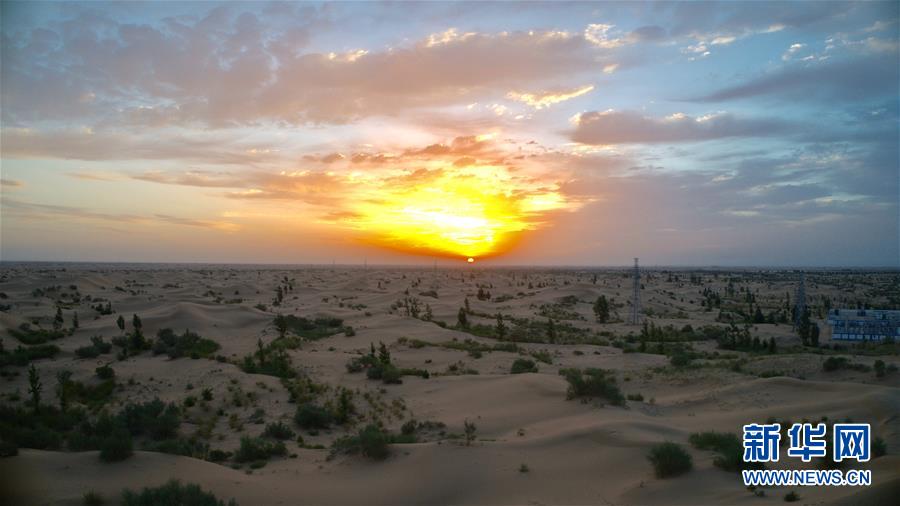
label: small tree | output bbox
[546,318,556,343]
[73,312,79,329]
[464,419,477,446]
[495,313,506,339]
[377,342,391,365]
[56,370,73,412]
[593,296,610,323]
[117,315,126,333]
[274,314,288,339]
[874,360,886,378]
[132,314,143,332]
[53,306,64,331]
[457,308,469,328]
[423,304,433,321]
[810,324,820,347]
[28,364,42,413]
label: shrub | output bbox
[688,431,758,472]
[669,352,692,367]
[0,439,18,457]
[823,356,849,372]
[874,360,886,378]
[294,403,332,430]
[559,368,625,405]
[118,399,181,440]
[121,480,237,506]
[262,422,295,441]
[76,337,113,359]
[332,424,390,460]
[464,419,477,446]
[275,315,344,340]
[784,491,800,502]
[357,424,390,460]
[380,364,402,384]
[9,324,67,345]
[0,344,60,367]
[510,359,538,374]
[207,449,231,463]
[153,328,220,359]
[234,436,286,463]
[872,436,887,458]
[99,429,133,462]
[240,340,296,378]
[95,364,115,380]
[83,491,104,506]
[648,442,693,478]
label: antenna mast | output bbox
[630,257,642,325]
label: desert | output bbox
[1,264,897,505]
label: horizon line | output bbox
[1,260,898,271]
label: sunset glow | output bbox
[327,164,574,259]
[0,1,896,266]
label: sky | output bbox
[1,1,898,267]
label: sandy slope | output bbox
[0,265,898,505]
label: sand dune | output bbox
[0,266,897,505]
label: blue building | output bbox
[827,309,900,342]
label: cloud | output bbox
[1,197,238,231]
[692,54,899,103]
[1,6,615,128]
[506,84,595,109]
[1,178,24,188]
[570,110,792,144]
[781,43,806,61]
[67,171,117,181]
[1,127,279,165]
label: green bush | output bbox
[153,328,220,359]
[82,490,104,506]
[0,439,18,457]
[118,399,181,440]
[234,436,286,463]
[332,424,390,460]
[275,315,344,340]
[873,436,887,458]
[648,442,693,478]
[559,368,625,405]
[669,352,692,367]
[95,364,115,380]
[511,358,538,374]
[262,422,295,440]
[99,429,133,462]
[0,344,60,367]
[76,337,113,359]
[380,364,402,384]
[294,403,332,430]
[9,324,67,345]
[121,479,237,506]
[688,431,758,472]
[784,491,800,502]
[240,340,296,378]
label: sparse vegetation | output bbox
[153,328,220,359]
[559,368,625,405]
[121,480,237,506]
[648,442,693,478]
[510,358,538,374]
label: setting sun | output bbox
[327,163,574,259]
